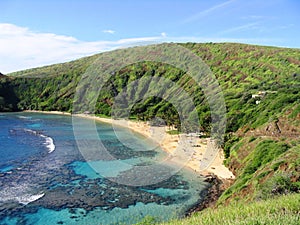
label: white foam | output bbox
[0,186,45,205]
[24,128,38,135]
[44,136,56,153]
[24,129,56,153]
[16,193,45,205]
[17,115,32,119]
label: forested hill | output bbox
[1,42,299,204]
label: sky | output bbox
[0,0,300,73]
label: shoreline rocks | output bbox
[185,174,233,216]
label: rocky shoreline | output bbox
[185,174,233,216]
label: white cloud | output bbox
[102,29,115,34]
[218,22,260,35]
[0,23,165,74]
[241,15,265,20]
[219,22,295,36]
[183,0,235,24]
[161,32,167,37]
[0,23,285,74]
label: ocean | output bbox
[0,112,207,225]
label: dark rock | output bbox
[185,174,233,216]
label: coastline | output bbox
[23,110,235,214]
[23,110,234,180]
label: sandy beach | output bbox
[74,113,235,179]
[24,110,234,179]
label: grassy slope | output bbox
[158,194,300,225]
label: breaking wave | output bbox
[17,193,45,205]
[0,186,45,205]
[40,135,55,153]
[23,129,56,153]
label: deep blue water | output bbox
[0,112,207,225]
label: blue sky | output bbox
[1,0,299,73]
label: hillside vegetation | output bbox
[158,193,300,225]
[0,42,299,214]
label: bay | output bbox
[0,112,207,225]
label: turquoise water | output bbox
[0,112,207,225]
[0,165,14,173]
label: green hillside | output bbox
[1,42,299,219]
[158,193,300,225]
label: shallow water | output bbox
[0,112,207,224]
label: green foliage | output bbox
[166,130,180,135]
[259,173,300,199]
[219,139,293,203]
[289,104,300,119]
[160,194,300,225]
[0,78,19,111]
[243,140,290,176]
[223,134,241,158]
[248,136,256,142]
[134,215,157,225]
